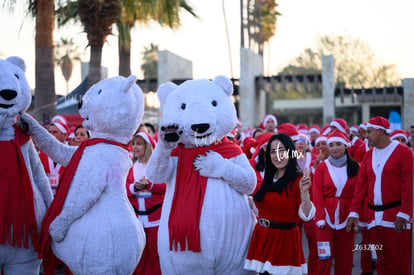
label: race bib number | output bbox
[317,241,331,260]
[48,173,59,195]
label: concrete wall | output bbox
[322,55,335,124]
[239,48,264,128]
[402,78,414,129]
[157,50,193,85]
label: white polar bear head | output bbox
[157,75,237,147]
[79,75,144,144]
[0,57,31,124]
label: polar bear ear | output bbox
[157,82,178,105]
[121,75,138,93]
[6,56,26,72]
[213,75,233,96]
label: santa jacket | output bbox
[126,167,166,225]
[349,141,413,229]
[313,160,357,230]
[39,151,65,175]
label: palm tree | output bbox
[140,43,158,78]
[117,0,197,77]
[1,0,57,122]
[77,0,121,87]
[55,38,81,94]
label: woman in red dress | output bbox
[244,133,315,275]
[126,132,166,275]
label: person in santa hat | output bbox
[390,129,409,146]
[248,132,274,196]
[348,125,365,160]
[309,124,321,150]
[261,114,278,134]
[39,121,69,196]
[346,116,413,275]
[329,118,349,135]
[313,130,360,275]
[126,132,165,275]
[244,133,315,275]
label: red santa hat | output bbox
[366,116,392,134]
[349,125,359,134]
[296,123,309,134]
[277,123,299,141]
[321,124,331,135]
[315,135,328,145]
[51,115,68,126]
[309,124,321,135]
[327,130,350,147]
[262,114,278,128]
[68,126,76,139]
[135,132,156,149]
[241,137,256,159]
[359,123,367,131]
[330,118,348,134]
[251,132,273,158]
[390,129,408,142]
[53,121,69,134]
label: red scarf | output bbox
[36,138,129,260]
[169,137,242,252]
[0,125,37,249]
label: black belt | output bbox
[368,200,401,211]
[133,203,162,216]
[258,218,297,230]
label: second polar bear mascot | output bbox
[146,75,257,274]
[19,75,146,275]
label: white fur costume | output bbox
[19,75,146,274]
[146,76,257,274]
[0,57,53,274]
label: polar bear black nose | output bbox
[0,89,17,100]
[191,123,210,133]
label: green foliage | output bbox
[141,43,158,78]
[282,35,401,88]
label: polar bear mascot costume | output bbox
[146,75,257,274]
[0,56,53,274]
[19,75,146,274]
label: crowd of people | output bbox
[37,112,413,275]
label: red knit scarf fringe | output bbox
[0,125,37,249]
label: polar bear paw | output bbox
[193,150,226,179]
[49,217,69,243]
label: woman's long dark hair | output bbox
[345,150,359,179]
[254,134,302,202]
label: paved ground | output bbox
[48,229,377,274]
[302,229,377,275]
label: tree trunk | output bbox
[34,0,56,124]
[87,44,103,88]
[118,23,131,77]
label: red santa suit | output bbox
[353,139,369,163]
[244,176,315,274]
[39,151,65,196]
[249,157,264,196]
[349,136,364,160]
[126,161,166,275]
[349,140,413,275]
[313,160,357,275]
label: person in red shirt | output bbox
[126,132,166,275]
[346,116,413,275]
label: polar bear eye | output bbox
[14,74,19,79]
[181,103,186,110]
[98,89,102,95]
[211,100,217,107]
